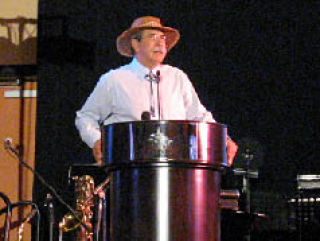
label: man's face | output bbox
[132,29,168,68]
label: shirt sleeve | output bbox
[180,71,216,122]
[75,73,113,148]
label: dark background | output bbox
[34,0,319,240]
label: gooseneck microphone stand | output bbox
[146,70,161,120]
[156,70,161,120]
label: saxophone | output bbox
[59,175,95,241]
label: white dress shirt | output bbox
[75,58,215,148]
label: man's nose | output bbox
[156,40,166,48]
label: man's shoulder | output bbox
[161,64,188,79]
[104,62,132,73]
[162,63,182,71]
[100,62,133,80]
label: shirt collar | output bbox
[130,57,161,80]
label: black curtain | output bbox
[34,1,319,240]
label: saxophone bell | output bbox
[59,211,83,232]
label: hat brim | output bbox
[117,26,180,57]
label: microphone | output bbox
[3,137,13,149]
[141,111,151,121]
[155,70,161,83]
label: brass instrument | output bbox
[59,175,95,241]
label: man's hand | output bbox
[226,137,238,167]
[93,139,103,165]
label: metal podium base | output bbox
[108,164,221,241]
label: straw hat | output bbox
[116,16,180,57]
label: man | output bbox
[75,16,238,165]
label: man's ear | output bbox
[131,38,139,54]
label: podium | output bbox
[102,120,228,241]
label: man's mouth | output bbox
[153,48,165,54]
[153,51,163,54]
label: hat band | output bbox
[134,21,162,28]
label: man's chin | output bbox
[154,53,166,62]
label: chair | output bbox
[10,201,40,241]
[0,192,12,241]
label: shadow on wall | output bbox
[0,17,37,65]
